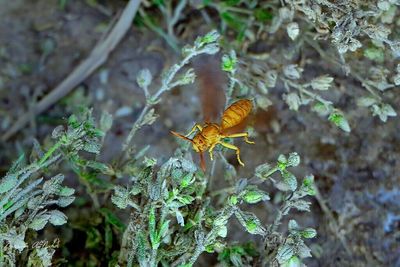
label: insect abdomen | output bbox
[221,99,252,130]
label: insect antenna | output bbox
[170,131,194,143]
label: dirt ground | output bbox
[0,1,399,266]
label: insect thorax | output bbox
[192,123,221,152]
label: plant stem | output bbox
[38,141,62,166]
[150,248,158,267]
[139,8,180,53]
[122,104,150,153]
[283,78,333,106]
[122,47,202,154]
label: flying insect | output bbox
[171,99,255,170]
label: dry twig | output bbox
[1,0,142,141]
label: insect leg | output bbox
[208,143,217,161]
[223,132,255,144]
[218,142,245,166]
[185,123,203,137]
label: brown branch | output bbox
[2,0,142,141]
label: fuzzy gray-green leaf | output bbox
[0,174,17,194]
[301,228,317,238]
[276,244,294,264]
[57,196,75,207]
[49,210,68,226]
[282,170,297,191]
[29,213,51,231]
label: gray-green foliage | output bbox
[259,0,398,126]
[0,109,104,266]
[112,151,316,266]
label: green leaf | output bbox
[283,92,301,111]
[292,200,311,212]
[159,219,170,240]
[99,111,113,133]
[43,174,64,195]
[58,186,75,197]
[86,227,102,249]
[297,242,312,258]
[282,170,297,191]
[282,256,301,267]
[180,173,194,188]
[0,174,17,194]
[49,210,67,226]
[300,175,316,196]
[176,210,184,226]
[220,12,246,41]
[82,141,101,154]
[254,8,273,22]
[255,163,273,179]
[242,187,270,204]
[99,208,126,232]
[86,161,113,175]
[149,207,159,249]
[328,111,351,132]
[394,73,400,86]
[364,46,385,62]
[287,22,300,40]
[288,220,299,231]
[6,231,27,252]
[311,75,334,91]
[177,195,195,205]
[276,244,294,264]
[57,196,75,207]
[29,213,51,231]
[217,225,228,238]
[277,154,287,170]
[283,64,302,80]
[229,195,239,205]
[111,186,130,209]
[221,51,237,73]
[312,102,333,116]
[287,152,300,167]
[136,232,149,264]
[301,228,317,238]
[105,223,113,255]
[171,168,184,181]
[137,69,152,89]
[235,211,266,235]
[223,0,241,5]
[9,154,25,173]
[357,96,378,107]
[68,114,79,128]
[197,30,220,45]
[152,0,164,6]
[371,103,397,122]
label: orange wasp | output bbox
[171,99,255,170]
